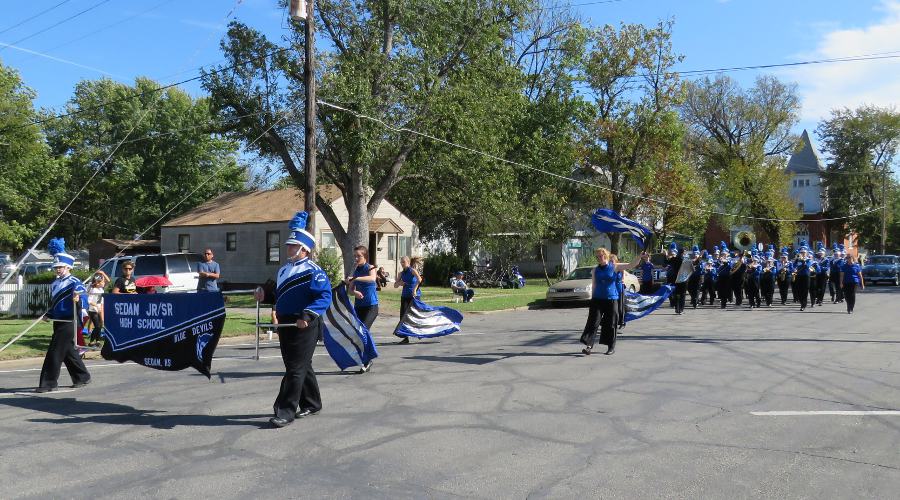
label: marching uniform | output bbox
[730,253,746,307]
[638,260,655,295]
[760,258,776,307]
[716,252,733,309]
[745,258,762,308]
[37,239,91,392]
[813,245,830,306]
[793,243,817,311]
[687,247,703,309]
[829,245,845,303]
[664,244,687,315]
[352,263,379,328]
[264,212,332,426]
[700,256,717,306]
[581,262,621,352]
[776,255,793,305]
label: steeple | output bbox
[786,130,825,174]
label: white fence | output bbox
[0,284,52,317]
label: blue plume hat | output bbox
[691,245,699,253]
[799,240,809,253]
[48,237,74,268]
[285,211,315,251]
[668,242,677,251]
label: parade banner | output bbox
[394,298,463,338]
[323,284,378,371]
[591,208,653,248]
[675,257,694,284]
[101,292,226,378]
[624,285,673,322]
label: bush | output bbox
[423,252,470,286]
[27,269,92,284]
[316,248,343,286]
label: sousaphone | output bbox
[732,230,755,252]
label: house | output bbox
[87,239,161,268]
[703,130,860,255]
[160,186,419,288]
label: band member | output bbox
[254,212,332,428]
[37,238,91,393]
[700,255,717,305]
[580,249,642,356]
[776,251,793,305]
[716,245,733,309]
[745,255,762,308]
[393,256,423,344]
[760,256,776,306]
[664,243,687,315]
[687,246,703,309]
[793,243,818,311]
[730,250,747,307]
[814,244,830,306]
[346,246,379,329]
[829,244,844,303]
[638,252,655,295]
[840,254,864,314]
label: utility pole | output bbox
[882,167,888,254]
[290,0,317,236]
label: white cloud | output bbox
[779,0,900,124]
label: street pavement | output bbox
[2,287,900,499]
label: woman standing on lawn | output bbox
[346,246,379,329]
[393,256,423,344]
[580,249,643,356]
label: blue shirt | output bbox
[842,263,862,284]
[352,263,378,307]
[197,260,220,292]
[592,263,619,300]
[274,257,332,319]
[49,274,88,320]
[400,267,421,298]
[795,259,816,277]
[639,261,654,283]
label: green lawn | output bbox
[0,313,262,361]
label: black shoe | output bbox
[295,408,320,419]
[605,347,615,355]
[581,346,592,355]
[34,386,55,393]
[397,337,410,344]
[269,417,292,428]
[72,379,91,388]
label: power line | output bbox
[317,99,884,224]
[0,0,113,54]
[0,0,75,37]
[38,0,176,53]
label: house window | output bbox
[178,234,190,253]
[266,231,280,264]
[226,232,237,251]
[321,232,336,249]
[805,179,810,186]
[387,235,397,260]
[399,236,411,257]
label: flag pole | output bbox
[73,292,79,357]
[255,299,261,361]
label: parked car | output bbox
[96,253,204,292]
[18,262,55,279]
[862,255,900,286]
[0,253,14,279]
[546,267,640,305]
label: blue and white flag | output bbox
[624,285,673,322]
[591,208,653,248]
[322,284,378,371]
[395,298,463,338]
[101,292,225,378]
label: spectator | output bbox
[86,271,109,346]
[450,271,475,303]
[376,266,389,290]
[112,261,137,294]
[197,248,221,292]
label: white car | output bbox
[546,266,640,305]
[96,253,204,292]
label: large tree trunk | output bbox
[608,232,621,255]
[455,214,470,261]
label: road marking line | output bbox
[751,411,900,416]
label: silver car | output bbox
[546,266,639,304]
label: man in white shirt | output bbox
[450,271,474,303]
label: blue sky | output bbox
[2,0,898,146]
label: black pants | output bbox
[808,275,819,307]
[673,282,687,314]
[687,276,701,308]
[39,320,91,390]
[717,278,731,309]
[777,277,791,304]
[795,275,810,309]
[830,276,843,302]
[815,275,828,305]
[456,289,475,302]
[746,280,761,308]
[731,278,744,306]
[87,310,103,342]
[843,283,857,313]
[701,279,716,305]
[580,298,618,350]
[274,317,322,422]
[761,280,775,306]
[395,296,414,338]
[354,304,379,329]
[639,281,655,295]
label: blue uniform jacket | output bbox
[274,257,332,321]
[48,275,89,320]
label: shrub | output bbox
[423,252,470,286]
[316,248,343,286]
[27,269,92,284]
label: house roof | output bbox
[162,186,344,227]
[95,239,160,249]
[786,130,825,174]
[370,218,404,234]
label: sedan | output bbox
[546,266,640,304]
[862,255,900,286]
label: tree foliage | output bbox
[43,78,246,247]
[817,105,900,251]
[0,62,64,250]
[681,75,801,244]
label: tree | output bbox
[203,1,536,273]
[575,20,688,255]
[0,62,65,250]
[43,78,246,247]
[817,105,900,252]
[681,75,801,244]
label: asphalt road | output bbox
[2,287,900,499]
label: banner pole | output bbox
[255,299,260,361]
[73,292,79,356]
